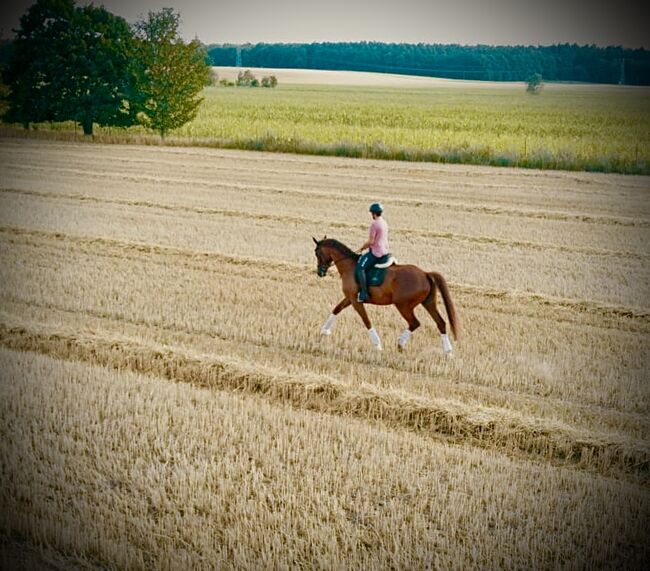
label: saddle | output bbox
[357,254,397,287]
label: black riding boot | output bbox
[357,268,369,303]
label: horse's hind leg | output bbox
[395,303,420,351]
[422,296,453,355]
[422,297,446,334]
[320,298,350,335]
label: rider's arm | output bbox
[357,239,372,253]
[358,225,376,253]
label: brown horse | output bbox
[313,237,459,353]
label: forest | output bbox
[208,42,650,85]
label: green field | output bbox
[5,82,650,174]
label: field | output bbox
[3,68,649,174]
[0,136,649,568]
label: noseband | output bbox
[317,250,336,275]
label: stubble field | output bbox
[0,138,649,569]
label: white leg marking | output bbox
[441,333,453,356]
[368,327,382,351]
[320,313,337,335]
[398,328,412,350]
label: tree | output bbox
[132,8,210,138]
[3,0,76,128]
[236,69,257,86]
[61,4,137,135]
[3,0,137,134]
[0,72,9,118]
[526,73,543,94]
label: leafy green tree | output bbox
[0,76,9,118]
[526,72,543,94]
[3,0,137,134]
[61,4,137,134]
[132,8,210,138]
[3,0,75,128]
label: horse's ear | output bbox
[323,235,327,240]
[312,236,319,245]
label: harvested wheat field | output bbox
[212,66,639,91]
[0,138,649,569]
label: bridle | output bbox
[316,244,357,277]
[316,246,335,276]
[317,258,332,277]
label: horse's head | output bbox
[312,236,332,277]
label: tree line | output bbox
[208,42,650,85]
[1,0,210,136]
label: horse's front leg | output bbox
[352,301,382,350]
[320,298,351,335]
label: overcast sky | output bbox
[1,0,647,47]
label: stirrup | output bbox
[357,292,369,303]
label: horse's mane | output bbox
[321,238,359,260]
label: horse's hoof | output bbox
[397,344,403,352]
[320,329,332,336]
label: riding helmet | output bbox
[369,202,383,214]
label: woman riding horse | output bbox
[356,202,389,303]
[313,205,459,354]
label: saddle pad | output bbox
[363,255,396,287]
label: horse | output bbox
[313,237,459,354]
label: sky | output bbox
[1,0,648,48]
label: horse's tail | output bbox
[426,272,460,341]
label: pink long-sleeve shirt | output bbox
[369,217,389,257]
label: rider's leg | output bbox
[356,252,379,303]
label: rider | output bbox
[356,202,389,303]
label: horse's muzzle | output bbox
[317,265,328,277]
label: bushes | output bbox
[225,69,277,88]
[261,75,278,88]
